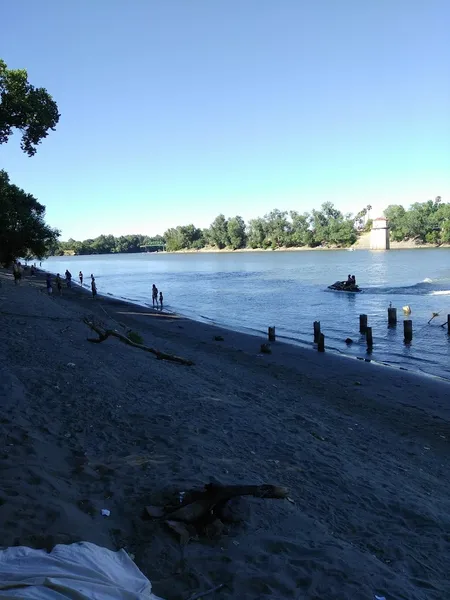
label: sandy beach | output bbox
[0,268,449,599]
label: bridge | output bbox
[140,239,166,252]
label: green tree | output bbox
[162,229,179,252]
[289,211,313,247]
[208,214,229,249]
[0,60,60,262]
[247,217,269,249]
[326,216,357,246]
[434,203,450,244]
[0,170,59,264]
[227,215,247,249]
[163,225,204,251]
[114,236,132,253]
[0,59,60,156]
[383,205,407,241]
[311,202,356,247]
[405,200,440,242]
[264,209,291,249]
[383,199,450,244]
[91,234,116,254]
[180,224,205,249]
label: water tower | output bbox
[370,217,390,250]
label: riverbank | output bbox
[56,239,450,256]
[1,268,449,599]
[151,241,450,254]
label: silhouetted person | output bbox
[46,273,52,295]
[159,291,163,310]
[91,277,97,298]
[13,262,20,285]
[79,271,83,286]
[152,284,158,307]
[56,273,62,296]
[351,275,356,285]
[65,270,72,288]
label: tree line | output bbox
[51,204,366,255]
[0,59,60,265]
[384,197,450,244]
[50,197,450,256]
[54,234,165,255]
[163,204,361,252]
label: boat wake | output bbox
[365,279,450,296]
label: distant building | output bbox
[370,217,390,250]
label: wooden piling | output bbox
[268,326,276,342]
[388,307,397,326]
[366,326,373,348]
[318,333,325,352]
[447,314,450,334]
[359,314,368,334]
[313,321,321,343]
[404,320,413,343]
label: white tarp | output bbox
[0,542,164,599]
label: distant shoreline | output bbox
[56,241,450,257]
[166,241,450,254]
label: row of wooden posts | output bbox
[266,309,450,353]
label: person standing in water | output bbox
[152,284,158,308]
[91,277,97,298]
[159,291,163,311]
[79,271,83,286]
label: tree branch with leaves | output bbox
[0,59,60,156]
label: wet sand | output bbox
[0,268,449,599]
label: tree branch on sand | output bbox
[82,317,194,366]
[144,482,289,544]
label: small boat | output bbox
[328,281,362,293]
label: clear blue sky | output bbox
[1,0,449,240]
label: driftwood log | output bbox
[145,482,288,542]
[83,318,194,366]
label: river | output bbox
[43,249,450,380]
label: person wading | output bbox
[152,284,158,308]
